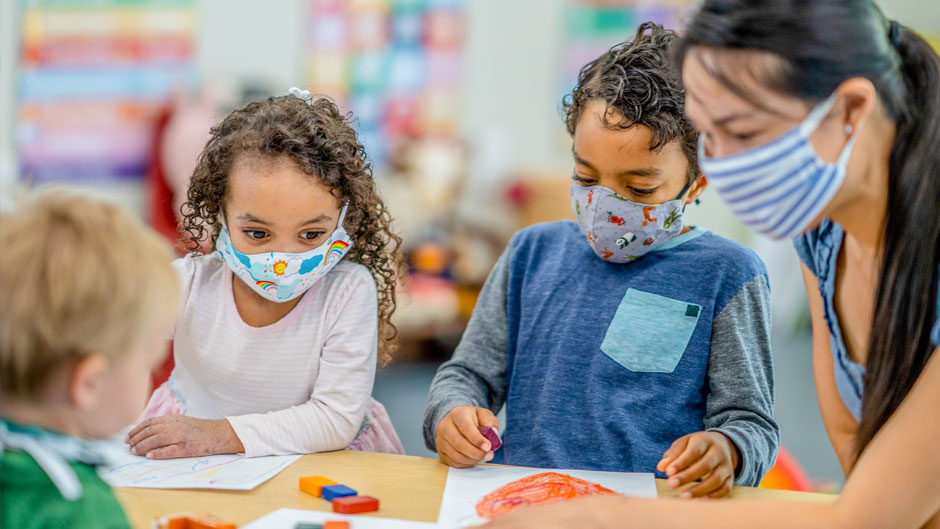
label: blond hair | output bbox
[0,190,179,399]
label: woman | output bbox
[482,1,940,528]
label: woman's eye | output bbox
[630,187,657,195]
[301,231,325,241]
[244,230,268,240]
[731,131,759,142]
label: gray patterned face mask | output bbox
[570,180,689,263]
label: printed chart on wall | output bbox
[99,450,300,490]
[305,0,466,168]
[17,0,197,184]
[437,465,657,527]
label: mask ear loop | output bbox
[676,178,696,212]
[335,202,349,232]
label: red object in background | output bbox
[146,102,179,394]
[148,102,182,249]
[150,342,174,396]
[505,180,533,208]
[383,96,419,137]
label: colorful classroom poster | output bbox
[305,0,466,167]
[17,0,196,183]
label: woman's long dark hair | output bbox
[676,0,940,463]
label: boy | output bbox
[423,23,779,498]
[0,192,179,528]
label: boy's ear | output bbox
[685,175,708,205]
[68,354,109,411]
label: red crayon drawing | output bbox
[607,213,625,226]
[587,190,594,206]
[476,472,617,519]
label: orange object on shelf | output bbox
[759,446,814,492]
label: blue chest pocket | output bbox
[601,288,701,373]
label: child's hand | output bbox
[657,431,739,499]
[125,415,245,459]
[435,406,499,468]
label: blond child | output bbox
[0,192,179,529]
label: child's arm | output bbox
[659,274,779,497]
[423,245,512,467]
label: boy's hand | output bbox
[657,431,739,499]
[435,406,499,468]
[125,415,244,459]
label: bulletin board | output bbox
[559,0,695,97]
[305,0,466,168]
[17,0,197,184]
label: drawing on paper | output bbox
[475,472,617,518]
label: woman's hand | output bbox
[125,415,245,459]
[657,431,739,498]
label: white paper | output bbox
[99,449,300,490]
[243,508,441,529]
[437,465,657,527]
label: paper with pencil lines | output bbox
[99,449,300,490]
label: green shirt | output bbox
[0,421,131,529]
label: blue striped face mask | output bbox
[697,93,859,239]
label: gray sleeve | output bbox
[704,274,780,487]
[422,244,512,452]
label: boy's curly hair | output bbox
[180,94,403,364]
[562,21,699,184]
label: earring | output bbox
[845,124,854,134]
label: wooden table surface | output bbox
[114,451,837,528]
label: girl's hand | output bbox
[657,431,739,499]
[435,406,499,468]
[478,494,628,529]
[124,415,245,459]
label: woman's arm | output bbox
[801,263,858,476]
[482,346,940,529]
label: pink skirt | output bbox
[141,382,404,455]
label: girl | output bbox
[482,2,940,529]
[125,88,405,458]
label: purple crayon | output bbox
[478,426,502,451]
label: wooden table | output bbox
[114,451,837,528]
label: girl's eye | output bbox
[630,187,657,195]
[301,231,325,241]
[244,230,268,240]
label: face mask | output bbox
[215,204,353,302]
[697,93,859,240]
[570,180,689,263]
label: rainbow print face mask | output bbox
[215,204,353,303]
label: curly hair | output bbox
[562,21,699,184]
[180,94,403,364]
